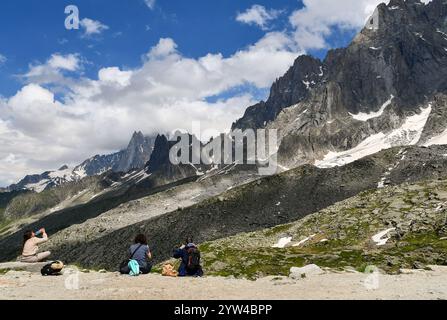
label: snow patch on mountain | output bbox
[349,95,394,122]
[272,237,292,248]
[293,234,316,247]
[372,228,396,246]
[48,167,76,180]
[424,128,447,146]
[25,180,51,193]
[316,104,432,168]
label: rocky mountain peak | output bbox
[233,54,323,130]
[146,134,170,173]
[231,0,447,171]
[128,131,145,145]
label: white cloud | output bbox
[0,33,299,185]
[98,67,133,87]
[289,0,387,51]
[236,5,281,30]
[80,18,109,37]
[0,54,6,66]
[147,38,178,58]
[144,0,156,10]
[22,54,82,85]
[47,54,80,71]
[287,0,432,51]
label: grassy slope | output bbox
[198,180,447,279]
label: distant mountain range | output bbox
[7,131,156,193]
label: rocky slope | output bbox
[3,175,111,220]
[22,145,447,270]
[199,179,447,279]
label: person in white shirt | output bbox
[20,228,51,263]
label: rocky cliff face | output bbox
[233,55,324,130]
[145,133,211,183]
[234,0,447,170]
[112,132,156,173]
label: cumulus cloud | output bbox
[288,0,385,50]
[147,38,178,58]
[0,33,299,185]
[288,0,432,51]
[20,53,82,86]
[98,67,133,87]
[236,5,281,30]
[80,18,109,37]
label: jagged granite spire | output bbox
[233,0,447,169]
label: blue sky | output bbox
[0,0,386,186]
[0,0,302,97]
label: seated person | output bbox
[173,237,204,277]
[20,228,51,263]
[120,234,152,275]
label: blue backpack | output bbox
[128,259,140,276]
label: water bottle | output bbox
[35,229,43,237]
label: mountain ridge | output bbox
[6,131,156,193]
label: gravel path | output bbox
[1,266,446,300]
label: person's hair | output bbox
[23,230,33,246]
[134,234,148,245]
[185,237,194,245]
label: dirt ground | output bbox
[0,266,446,300]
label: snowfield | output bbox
[372,228,396,246]
[272,237,292,248]
[316,104,432,168]
[425,128,447,146]
[349,95,394,122]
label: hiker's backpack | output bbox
[128,260,140,276]
[41,261,64,276]
[119,244,143,274]
[186,246,201,271]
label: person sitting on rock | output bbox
[120,234,153,275]
[173,237,204,277]
[20,228,51,263]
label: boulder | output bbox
[289,264,324,279]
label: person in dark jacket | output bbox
[120,234,153,275]
[173,237,204,277]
